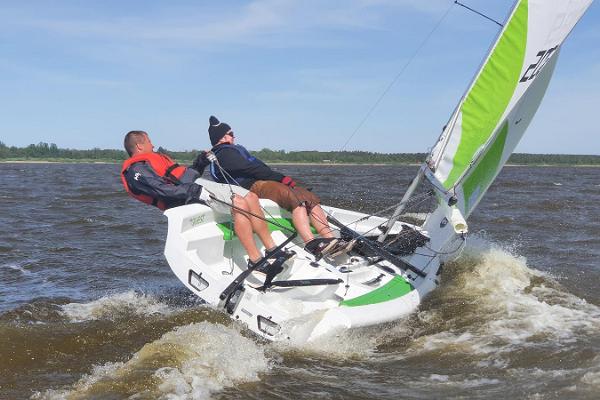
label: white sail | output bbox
[428,0,593,217]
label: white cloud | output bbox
[0,0,455,48]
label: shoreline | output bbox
[2,160,600,167]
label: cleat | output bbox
[304,238,339,259]
[327,239,357,258]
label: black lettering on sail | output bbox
[532,46,558,79]
[520,50,547,82]
[519,45,559,83]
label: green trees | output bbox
[0,142,127,161]
[0,142,598,165]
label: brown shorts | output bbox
[250,180,320,211]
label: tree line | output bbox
[1,141,599,165]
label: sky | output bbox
[1,0,598,155]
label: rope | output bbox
[209,157,443,260]
[212,156,340,239]
[209,160,296,234]
[339,1,456,151]
[424,235,467,256]
[454,1,503,27]
[322,189,434,245]
[344,189,434,227]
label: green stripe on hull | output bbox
[217,217,315,241]
[444,0,528,189]
[340,276,414,307]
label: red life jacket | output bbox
[121,152,187,210]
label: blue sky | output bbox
[1,0,598,154]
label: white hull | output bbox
[164,196,462,342]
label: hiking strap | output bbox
[220,233,297,306]
[259,278,343,290]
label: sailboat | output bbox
[163,0,593,342]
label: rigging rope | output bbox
[454,1,503,27]
[339,1,456,151]
[209,159,297,234]
[208,158,446,264]
[211,157,342,238]
[209,156,432,256]
[320,190,435,254]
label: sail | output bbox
[428,0,593,217]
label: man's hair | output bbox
[124,131,148,156]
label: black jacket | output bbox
[210,144,284,189]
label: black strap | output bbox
[262,278,343,289]
[220,233,297,306]
[164,163,182,185]
[254,254,288,291]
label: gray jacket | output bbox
[123,162,203,209]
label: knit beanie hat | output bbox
[208,115,232,145]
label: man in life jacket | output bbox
[121,130,280,268]
[201,116,348,259]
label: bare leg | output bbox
[292,205,315,243]
[242,192,276,250]
[231,196,261,262]
[309,205,335,238]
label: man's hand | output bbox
[192,151,209,172]
[281,176,296,188]
[205,151,217,163]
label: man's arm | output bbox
[217,147,285,182]
[124,162,203,205]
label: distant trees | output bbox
[507,153,600,165]
[0,142,128,161]
[0,141,7,158]
[250,148,426,164]
[0,141,599,165]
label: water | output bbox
[1,163,599,399]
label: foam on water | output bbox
[60,290,175,322]
[272,235,600,363]
[32,322,270,400]
[274,322,381,359]
[580,356,600,388]
[3,263,35,276]
[424,374,500,388]
[404,236,600,356]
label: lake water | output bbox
[1,163,599,399]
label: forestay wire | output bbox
[209,157,465,276]
[209,157,296,234]
[209,157,435,251]
[339,1,456,151]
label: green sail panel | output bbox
[462,120,509,215]
[442,0,528,189]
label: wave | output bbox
[14,235,600,399]
[32,322,270,400]
[60,290,177,322]
[377,236,600,359]
[3,262,35,277]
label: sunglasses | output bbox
[226,131,235,138]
